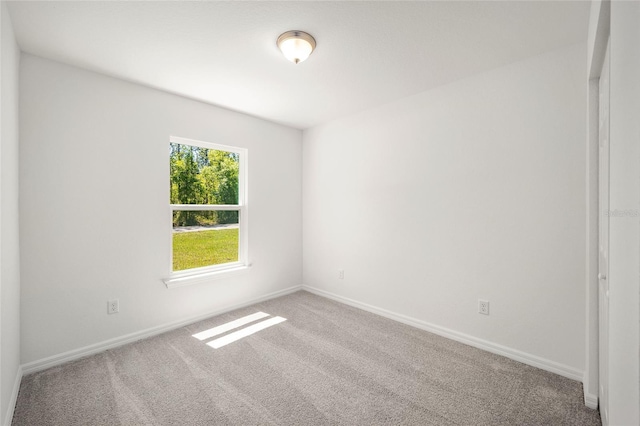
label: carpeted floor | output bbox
[13,291,601,425]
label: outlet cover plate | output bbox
[108,299,119,314]
[478,299,489,315]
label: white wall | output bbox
[19,54,302,364]
[303,43,587,373]
[0,2,21,424]
[607,1,640,423]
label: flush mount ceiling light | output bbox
[277,30,316,64]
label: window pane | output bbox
[169,143,239,205]
[172,210,239,271]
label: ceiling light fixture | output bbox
[277,30,316,64]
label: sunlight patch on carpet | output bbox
[207,316,287,349]
[192,311,271,341]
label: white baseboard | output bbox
[3,365,23,426]
[582,371,599,410]
[303,285,584,382]
[22,285,302,375]
[584,391,598,409]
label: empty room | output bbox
[1,1,638,425]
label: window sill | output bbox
[163,264,251,289]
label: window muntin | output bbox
[169,136,247,276]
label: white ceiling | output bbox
[7,1,590,129]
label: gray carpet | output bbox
[13,291,601,425]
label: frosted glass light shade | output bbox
[277,31,316,64]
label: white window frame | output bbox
[164,136,249,289]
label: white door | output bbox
[598,39,610,426]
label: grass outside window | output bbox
[172,228,239,271]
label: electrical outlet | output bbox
[338,269,344,279]
[108,299,119,315]
[478,299,489,315]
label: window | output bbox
[166,136,247,285]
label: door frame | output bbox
[584,0,610,413]
[597,39,610,425]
